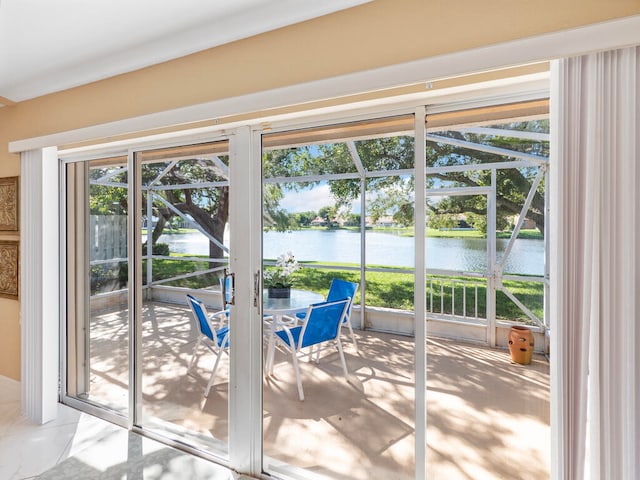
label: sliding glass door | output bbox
[62,96,550,480]
[65,156,131,416]
[64,138,240,459]
[134,141,232,454]
[260,116,417,480]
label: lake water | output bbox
[159,229,545,275]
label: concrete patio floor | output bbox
[81,301,550,480]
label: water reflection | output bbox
[158,230,544,276]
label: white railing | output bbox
[426,272,485,322]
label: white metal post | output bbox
[128,150,143,427]
[146,187,153,292]
[228,127,263,476]
[414,106,427,480]
[543,165,551,351]
[360,176,366,330]
[486,169,497,347]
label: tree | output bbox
[88,167,128,215]
[426,121,548,234]
[427,213,458,230]
[142,159,229,266]
[290,211,316,228]
[142,152,294,266]
[285,121,548,235]
[344,213,361,227]
[367,179,414,227]
[318,205,337,225]
[95,119,547,273]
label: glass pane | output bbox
[65,157,130,415]
[262,117,415,480]
[424,110,550,478]
[136,141,231,456]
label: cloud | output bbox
[278,184,362,214]
[279,184,333,213]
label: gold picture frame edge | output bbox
[0,239,19,300]
[0,176,19,232]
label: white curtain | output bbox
[551,47,640,479]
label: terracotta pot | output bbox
[508,326,534,365]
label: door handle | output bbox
[253,270,261,307]
[223,269,235,306]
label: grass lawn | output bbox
[138,256,543,324]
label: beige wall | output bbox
[1,0,639,380]
[0,112,20,379]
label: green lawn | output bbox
[132,256,543,324]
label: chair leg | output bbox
[344,317,359,353]
[188,337,203,372]
[336,337,349,380]
[290,349,305,401]
[204,349,223,397]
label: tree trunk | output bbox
[177,186,229,270]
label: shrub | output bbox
[142,242,170,256]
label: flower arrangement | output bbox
[263,251,301,289]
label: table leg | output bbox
[265,314,280,375]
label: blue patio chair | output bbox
[275,298,350,401]
[296,278,359,352]
[186,294,230,397]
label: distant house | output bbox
[375,216,395,227]
[331,217,346,227]
[310,216,326,226]
[511,214,537,230]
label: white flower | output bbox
[264,251,301,288]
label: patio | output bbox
[84,301,550,480]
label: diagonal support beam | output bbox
[346,141,366,178]
[211,155,229,179]
[499,286,544,329]
[426,134,548,164]
[498,165,546,269]
[148,160,179,188]
[94,166,128,183]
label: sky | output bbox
[278,184,361,214]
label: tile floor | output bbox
[0,376,246,480]
[79,301,550,480]
[2,300,550,480]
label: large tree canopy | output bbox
[89,119,548,267]
[426,120,548,234]
[262,119,548,235]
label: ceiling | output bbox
[0,0,370,105]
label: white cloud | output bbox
[279,184,333,213]
[278,184,362,214]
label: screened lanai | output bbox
[63,97,550,480]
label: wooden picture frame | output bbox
[0,176,19,231]
[0,240,19,299]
